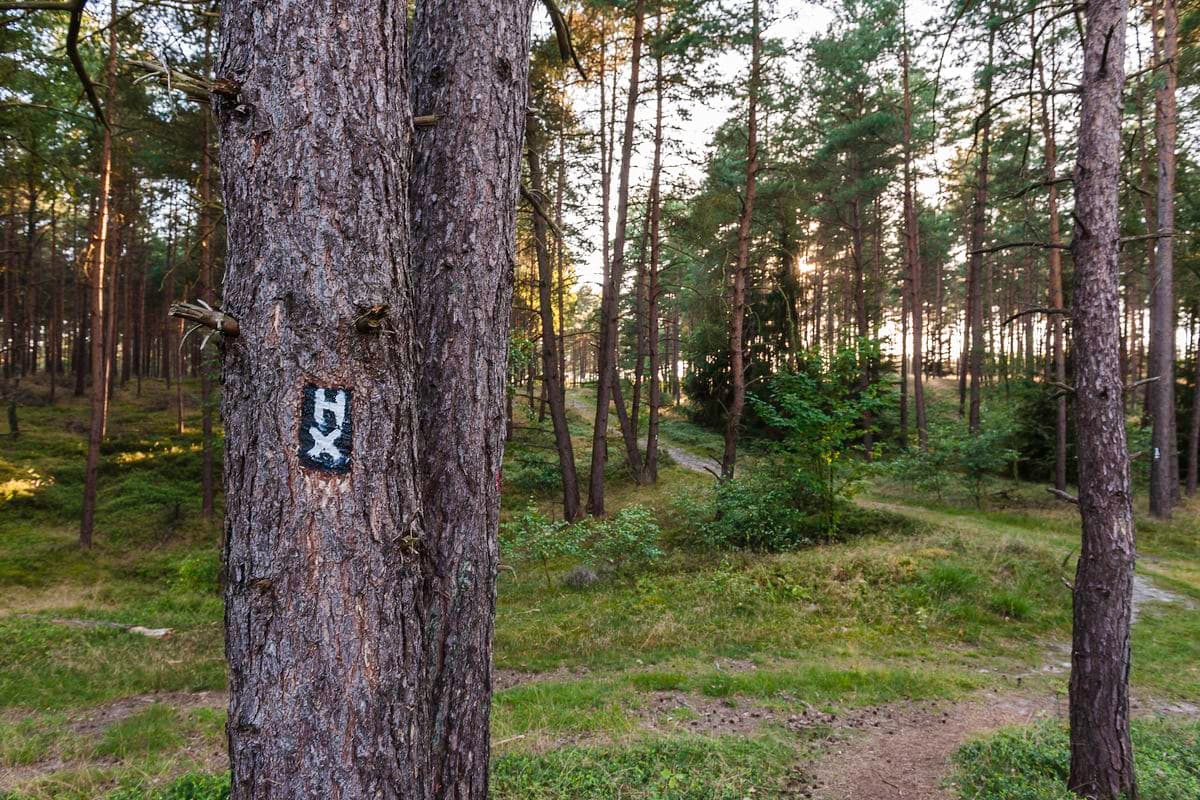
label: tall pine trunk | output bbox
[528,119,582,521]
[1148,0,1177,517]
[1068,0,1137,793]
[901,2,926,449]
[720,0,760,480]
[590,0,647,510]
[79,0,118,549]
[409,0,531,792]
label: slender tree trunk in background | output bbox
[1188,337,1199,495]
[631,211,650,439]
[646,10,665,483]
[1037,39,1069,492]
[591,0,646,509]
[901,4,926,449]
[49,203,59,403]
[80,0,118,549]
[555,118,568,397]
[966,31,993,435]
[589,19,613,514]
[199,22,216,520]
[1148,0,1177,517]
[528,122,581,521]
[721,0,760,480]
[410,0,531,792]
[218,1,428,795]
[1068,0,1137,793]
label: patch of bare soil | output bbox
[66,690,227,736]
[493,665,592,691]
[800,692,1058,800]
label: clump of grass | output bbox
[953,720,1200,800]
[93,704,185,759]
[491,734,794,799]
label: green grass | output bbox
[491,734,797,799]
[953,720,1200,800]
[2,376,1198,797]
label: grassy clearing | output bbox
[953,720,1200,800]
[1,377,1198,798]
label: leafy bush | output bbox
[953,721,1200,800]
[501,502,583,586]
[680,476,914,553]
[587,505,663,576]
[748,343,887,531]
[502,504,663,585]
[880,417,1019,507]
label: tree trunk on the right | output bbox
[1068,0,1137,794]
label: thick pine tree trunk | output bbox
[1068,0,1137,794]
[1148,0,1178,517]
[409,0,531,793]
[216,2,427,796]
[720,0,760,480]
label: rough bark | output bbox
[409,0,532,793]
[1188,339,1199,495]
[216,1,426,796]
[1148,0,1177,517]
[1068,0,1137,794]
[720,0,760,480]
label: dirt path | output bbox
[563,392,721,477]
[803,498,1198,800]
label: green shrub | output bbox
[587,505,663,575]
[679,477,913,553]
[501,502,583,586]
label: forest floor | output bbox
[1,376,1198,799]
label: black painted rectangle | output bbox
[299,384,353,473]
